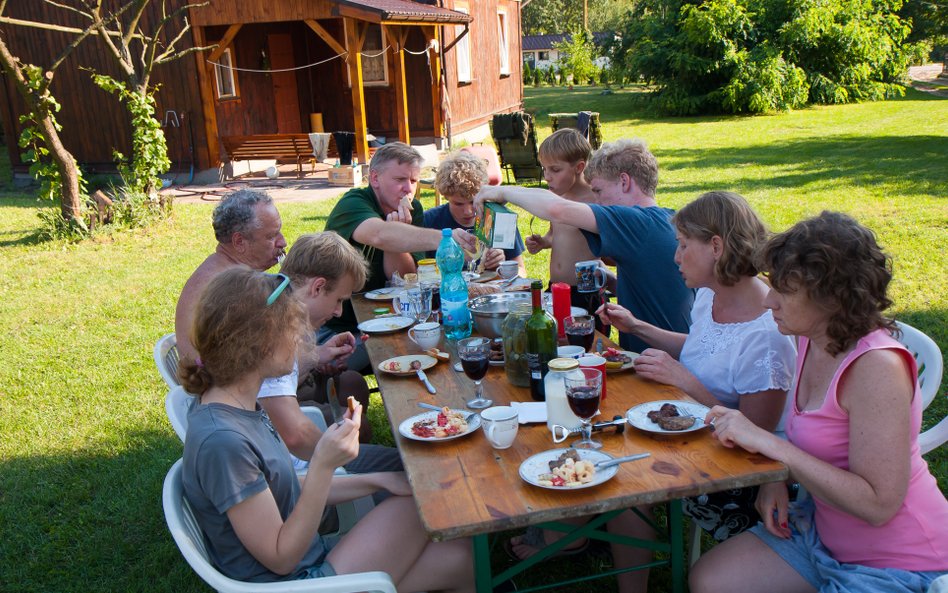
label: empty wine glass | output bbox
[457,337,492,409]
[565,368,603,449]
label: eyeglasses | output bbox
[266,273,292,306]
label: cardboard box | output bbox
[328,164,363,186]
[474,202,518,250]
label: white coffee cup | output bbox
[480,406,519,449]
[408,321,441,350]
[497,260,519,280]
[557,345,585,359]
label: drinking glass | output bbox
[565,368,603,449]
[463,230,485,274]
[406,285,433,323]
[563,315,596,352]
[457,337,493,409]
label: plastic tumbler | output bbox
[551,282,572,340]
[578,354,607,401]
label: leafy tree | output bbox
[522,0,637,35]
[554,30,598,87]
[523,61,533,86]
[616,0,919,114]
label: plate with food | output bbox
[625,400,711,434]
[357,315,414,334]
[519,448,619,490]
[595,347,639,373]
[378,355,438,376]
[364,287,399,301]
[398,407,481,441]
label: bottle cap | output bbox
[418,258,436,266]
[442,228,452,236]
[373,307,390,315]
[531,280,543,290]
[548,358,580,371]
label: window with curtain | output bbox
[497,12,510,75]
[455,6,472,83]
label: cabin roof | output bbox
[333,0,472,23]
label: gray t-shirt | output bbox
[182,402,327,582]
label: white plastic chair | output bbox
[163,459,396,593]
[155,333,181,388]
[894,321,946,454]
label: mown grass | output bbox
[0,84,945,592]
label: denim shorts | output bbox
[294,534,340,580]
[749,499,945,593]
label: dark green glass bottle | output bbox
[525,280,557,401]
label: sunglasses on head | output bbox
[266,273,292,306]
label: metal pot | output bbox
[468,292,585,338]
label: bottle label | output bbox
[441,297,470,325]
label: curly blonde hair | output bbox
[178,268,309,395]
[434,151,487,200]
[672,191,768,286]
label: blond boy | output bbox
[526,129,611,327]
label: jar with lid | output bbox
[545,358,584,434]
[501,302,533,387]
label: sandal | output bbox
[504,526,590,562]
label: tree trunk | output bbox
[0,35,83,220]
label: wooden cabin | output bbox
[0,0,523,177]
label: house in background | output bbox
[0,0,522,179]
[521,31,612,72]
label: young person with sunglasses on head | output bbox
[179,268,474,589]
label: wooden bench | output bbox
[222,134,330,179]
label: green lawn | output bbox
[0,84,946,592]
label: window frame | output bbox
[214,48,238,100]
[455,5,473,84]
[497,10,510,76]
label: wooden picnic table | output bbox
[353,296,788,592]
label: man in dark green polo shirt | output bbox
[323,142,474,370]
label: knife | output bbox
[595,453,651,470]
[416,368,437,394]
[326,376,344,425]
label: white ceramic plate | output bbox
[357,315,414,334]
[625,400,711,434]
[398,410,481,442]
[364,288,399,301]
[378,355,438,376]
[593,350,639,373]
[519,448,619,490]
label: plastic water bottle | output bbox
[436,229,472,341]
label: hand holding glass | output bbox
[463,230,485,274]
[457,337,492,409]
[565,368,603,449]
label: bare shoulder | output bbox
[839,346,914,410]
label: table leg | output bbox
[474,534,492,593]
[669,499,685,593]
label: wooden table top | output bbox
[354,297,788,541]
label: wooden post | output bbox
[191,25,220,169]
[345,18,369,165]
[388,26,410,144]
[424,26,443,144]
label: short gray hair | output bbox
[369,142,422,175]
[212,189,273,242]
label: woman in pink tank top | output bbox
[690,212,947,593]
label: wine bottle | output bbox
[525,280,557,401]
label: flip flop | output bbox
[504,526,590,562]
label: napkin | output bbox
[510,401,546,424]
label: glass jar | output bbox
[417,258,439,284]
[545,358,584,433]
[502,302,533,387]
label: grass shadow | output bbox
[0,430,201,593]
